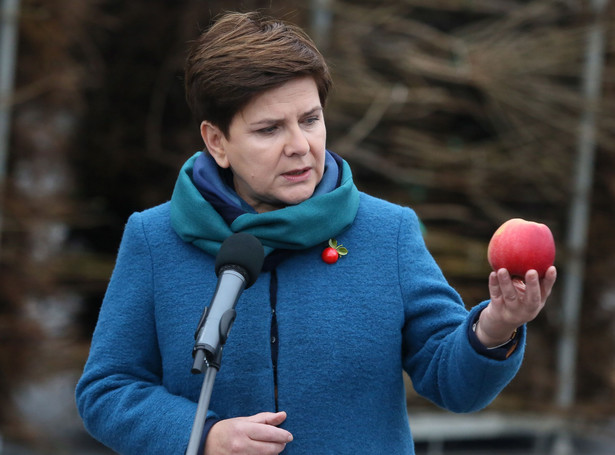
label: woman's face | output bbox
[202,76,327,213]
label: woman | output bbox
[76,11,557,455]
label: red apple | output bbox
[487,218,555,278]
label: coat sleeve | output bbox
[398,208,526,413]
[75,212,215,454]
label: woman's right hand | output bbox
[204,411,293,455]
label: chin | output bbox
[283,184,319,204]
[282,192,315,207]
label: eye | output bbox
[257,125,278,135]
[303,115,320,127]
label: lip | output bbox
[282,167,311,182]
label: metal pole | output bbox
[0,0,21,257]
[186,365,218,455]
[556,0,608,410]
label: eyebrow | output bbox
[249,106,323,127]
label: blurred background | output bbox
[0,0,614,453]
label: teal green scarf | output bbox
[170,152,360,256]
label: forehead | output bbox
[239,77,320,119]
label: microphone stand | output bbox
[186,271,241,455]
[185,233,263,455]
[185,348,223,455]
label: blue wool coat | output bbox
[76,192,525,454]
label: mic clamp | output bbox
[191,268,246,373]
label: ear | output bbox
[200,121,230,168]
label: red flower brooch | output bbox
[321,238,348,264]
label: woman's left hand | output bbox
[475,266,557,348]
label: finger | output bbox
[488,271,508,309]
[540,266,557,300]
[497,268,519,303]
[523,270,539,295]
[247,422,293,444]
[205,416,293,455]
[522,270,543,311]
[488,271,503,298]
[511,277,526,293]
[248,411,287,427]
[524,269,539,283]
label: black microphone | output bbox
[192,233,264,374]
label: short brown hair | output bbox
[184,11,332,137]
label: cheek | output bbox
[312,132,327,164]
[314,146,327,170]
[244,163,273,188]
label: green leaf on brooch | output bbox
[326,238,348,259]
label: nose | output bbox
[283,124,310,156]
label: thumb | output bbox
[247,411,287,426]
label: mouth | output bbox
[282,167,311,181]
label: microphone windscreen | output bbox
[215,233,265,288]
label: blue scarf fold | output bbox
[170,150,360,257]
